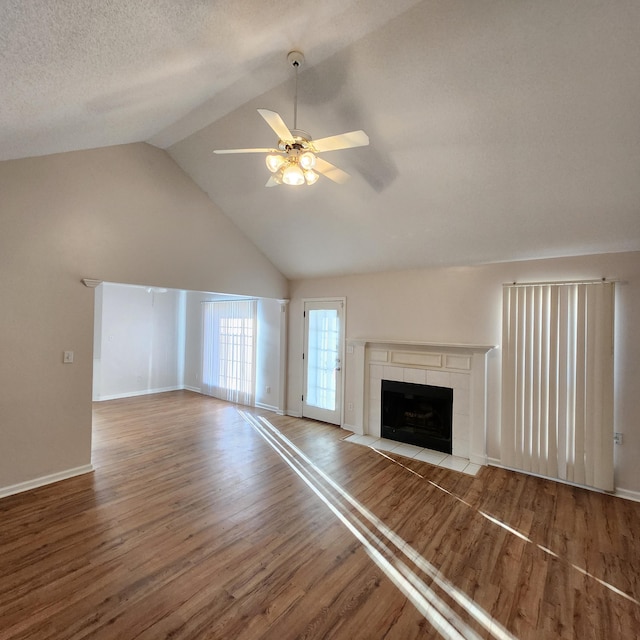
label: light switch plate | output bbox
[63,351,74,363]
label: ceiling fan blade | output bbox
[312,130,369,153]
[315,157,351,184]
[257,109,294,143]
[265,175,280,187]
[213,147,278,154]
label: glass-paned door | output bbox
[302,300,344,425]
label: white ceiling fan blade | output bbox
[315,157,351,184]
[312,130,369,153]
[257,109,294,143]
[213,147,278,154]
[265,175,280,187]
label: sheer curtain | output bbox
[202,299,257,406]
[501,281,615,491]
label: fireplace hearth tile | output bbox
[343,434,480,476]
[439,455,471,472]
[414,449,448,465]
[372,439,402,453]
[389,443,423,459]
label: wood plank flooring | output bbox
[1,390,639,639]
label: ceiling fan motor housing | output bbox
[278,129,313,153]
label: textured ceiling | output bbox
[2,0,640,279]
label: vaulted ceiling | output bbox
[3,1,639,279]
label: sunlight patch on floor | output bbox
[239,410,518,640]
[360,428,640,608]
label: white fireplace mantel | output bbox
[348,338,495,352]
[347,339,495,465]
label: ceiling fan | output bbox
[213,51,369,187]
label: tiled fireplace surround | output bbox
[347,340,494,465]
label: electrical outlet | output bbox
[347,402,354,411]
[266,386,271,394]
[614,432,623,445]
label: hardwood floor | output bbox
[1,390,639,639]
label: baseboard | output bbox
[469,453,488,466]
[615,488,640,503]
[286,410,302,418]
[0,464,94,500]
[95,386,182,401]
[341,423,361,435]
[183,385,201,393]
[255,402,278,413]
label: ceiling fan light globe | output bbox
[304,170,319,185]
[299,151,316,170]
[282,163,305,186]
[266,154,285,173]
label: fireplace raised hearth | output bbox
[381,380,453,454]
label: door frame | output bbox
[301,297,346,426]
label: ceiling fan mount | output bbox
[213,50,369,187]
[287,50,305,70]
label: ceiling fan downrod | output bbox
[287,51,304,131]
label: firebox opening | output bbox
[381,380,453,454]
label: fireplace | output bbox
[346,339,494,464]
[381,380,453,453]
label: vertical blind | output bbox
[501,281,615,491]
[202,299,257,406]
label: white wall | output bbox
[255,298,282,411]
[183,290,209,392]
[0,143,287,493]
[93,285,283,409]
[94,284,185,400]
[288,251,640,496]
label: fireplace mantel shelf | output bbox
[348,338,496,353]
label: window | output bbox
[306,308,339,411]
[202,299,257,406]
